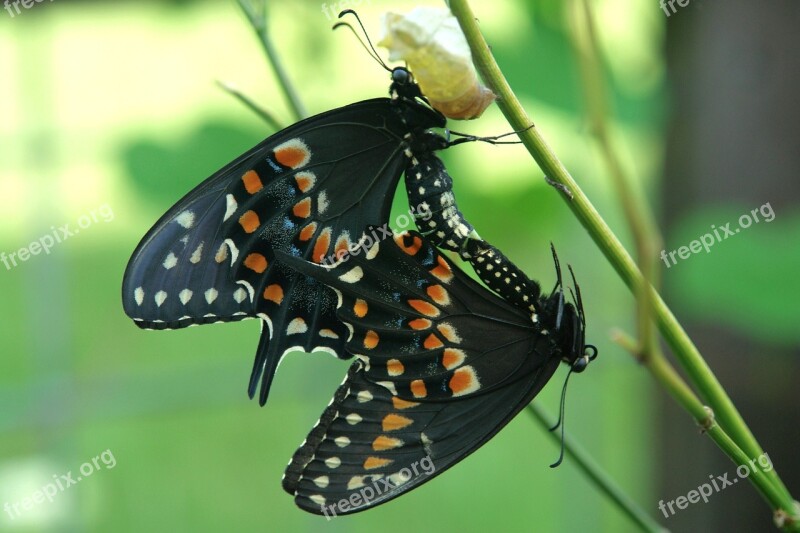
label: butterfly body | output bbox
[404,137,477,257]
[276,229,594,515]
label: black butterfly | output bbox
[122,66,461,405]
[275,229,596,516]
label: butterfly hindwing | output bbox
[280,230,545,400]
[277,230,562,514]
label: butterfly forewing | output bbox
[122,98,443,403]
[277,230,562,514]
[122,190,251,330]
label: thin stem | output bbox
[527,403,668,532]
[611,330,709,423]
[448,0,799,528]
[613,329,797,529]
[569,0,662,361]
[616,329,790,511]
[216,80,284,131]
[236,0,307,121]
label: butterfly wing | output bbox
[122,98,444,403]
[277,230,561,514]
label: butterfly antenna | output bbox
[549,368,574,468]
[551,243,565,329]
[567,264,586,327]
[334,10,390,71]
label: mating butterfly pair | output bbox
[122,62,596,514]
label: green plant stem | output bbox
[569,0,662,360]
[570,0,796,521]
[611,330,708,423]
[613,329,794,524]
[216,80,284,131]
[448,0,798,527]
[236,0,307,121]
[526,403,667,532]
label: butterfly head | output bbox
[332,11,428,104]
[390,66,426,102]
[539,245,598,373]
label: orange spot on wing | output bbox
[410,379,427,398]
[408,318,432,330]
[395,234,422,256]
[292,198,311,219]
[263,284,284,304]
[299,222,317,242]
[382,414,413,431]
[430,256,454,283]
[364,457,393,470]
[312,228,332,263]
[442,348,466,370]
[407,299,440,317]
[372,436,403,451]
[426,285,450,306]
[294,172,315,192]
[449,367,480,396]
[239,210,260,233]
[353,299,368,318]
[386,359,404,376]
[274,141,310,169]
[241,170,263,194]
[364,330,379,349]
[244,253,268,273]
[423,334,443,350]
[392,397,419,410]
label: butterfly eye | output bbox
[569,345,598,374]
[571,357,589,373]
[391,67,412,86]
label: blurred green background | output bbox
[0,1,797,532]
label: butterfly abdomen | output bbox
[464,238,544,319]
[404,147,477,257]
